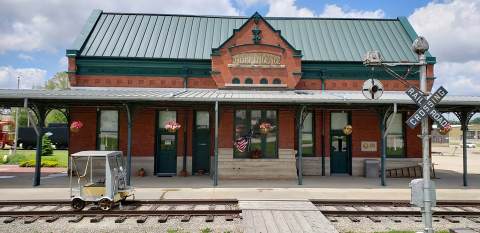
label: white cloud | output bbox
[17,53,34,61]
[264,1,384,18]
[265,0,315,17]
[0,66,47,89]
[409,0,480,63]
[0,0,240,53]
[433,61,480,95]
[319,4,385,18]
[58,57,68,70]
[409,0,480,95]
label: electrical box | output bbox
[410,178,436,207]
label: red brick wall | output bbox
[351,111,380,158]
[72,75,216,89]
[211,17,302,89]
[324,79,434,91]
[131,109,155,156]
[218,107,234,148]
[279,109,295,149]
[69,107,97,154]
[405,112,422,158]
[314,109,324,157]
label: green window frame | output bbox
[386,113,405,158]
[245,77,253,84]
[273,78,281,84]
[234,109,278,159]
[260,78,268,84]
[97,110,119,151]
[301,112,314,157]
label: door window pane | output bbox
[159,111,176,129]
[301,112,314,157]
[98,110,118,151]
[196,111,209,129]
[331,112,348,130]
[386,113,405,157]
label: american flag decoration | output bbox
[234,130,253,152]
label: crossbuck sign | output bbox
[405,86,451,129]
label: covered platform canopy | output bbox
[1,87,478,187]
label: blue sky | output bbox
[0,0,479,95]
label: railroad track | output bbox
[0,199,241,224]
[312,199,480,223]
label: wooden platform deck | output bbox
[239,201,338,233]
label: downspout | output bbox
[181,72,189,176]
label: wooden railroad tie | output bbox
[114,215,127,223]
[68,215,84,223]
[90,215,104,223]
[367,216,381,222]
[205,204,215,222]
[45,216,60,223]
[3,217,16,224]
[24,216,40,224]
[158,215,168,223]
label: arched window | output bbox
[273,78,281,84]
[245,77,253,84]
[260,78,268,84]
[232,77,240,84]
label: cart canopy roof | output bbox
[71,150,122,157]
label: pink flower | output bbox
[165,121,181,130]
[70,120,84,129]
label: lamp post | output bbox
[13,76,20,156]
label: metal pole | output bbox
[462,119,468,186]
[13,76,20,155]
[213,101,219,186]
[125,104,133,186]
[379,111,386,186]
[419,53,433,233]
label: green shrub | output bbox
[18,159,58,167]
[42,135,53,156]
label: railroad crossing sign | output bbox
[405,86,451,129]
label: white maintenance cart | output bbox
[69,151,134,210]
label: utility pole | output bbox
[13,76,20,156]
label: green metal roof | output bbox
[69,10,434,63]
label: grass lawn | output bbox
[0,149,68,167]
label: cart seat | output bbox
[84,182,105,187]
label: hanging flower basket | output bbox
[259,122,272,134]
[343,124,353,135]
[439,124,452,135]
[70,120,83,133]
[165,121,181,133]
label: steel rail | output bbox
[0,209,241,217]
[321,210,480,217]
[311,200,480,207]
[0,199,239,206]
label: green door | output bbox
[330,112,351,174]
[193,111,210,174]
[330,131,349,174]
[156,111,177,175]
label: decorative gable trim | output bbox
[211,12,302,57]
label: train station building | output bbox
[1,10,479,185]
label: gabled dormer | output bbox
[211,12,302,89]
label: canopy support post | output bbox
[297,105,306,185]
[31,103,46,187]
[455,110,475,187]
[125,103,135,186]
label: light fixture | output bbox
[412,36,429,55]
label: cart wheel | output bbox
[98,198,113,211]
[71,198,85,211]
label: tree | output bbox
[42,134,53,156]
[45,72,70,90]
